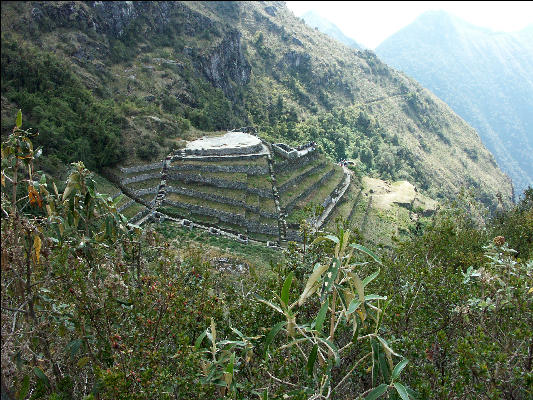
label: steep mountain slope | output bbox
[376,11,533,197]
[1,1,512,208]
[300,10,362,50]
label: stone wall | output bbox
[272,143,298,159]
[118,199,135,213]
[166,185,278,219]
[286,229,302,242]
[167,172,274,198]
[171,153,266,162]
[347,188,363,223]
[168,163,268,176]
[120,161,163,174]
[182,142,263,156]
[163,199,278,235]
[121,172,160,185]
[322,172,349,208]
[283,169,335,214]
[295,142,316,151]
[273,149,318,174]
[278,162,327,193]
[129,207,151,224]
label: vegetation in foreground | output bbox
[2,113,532,399]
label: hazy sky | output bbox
[285,1,533,49]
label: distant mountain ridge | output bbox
[301,10,362,50]
[376,10,533,197]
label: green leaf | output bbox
[77,356,90,368]
[16,109,22,128]
[254,294,284,315]
[264,321,285,356]
[406,386,418,399]
[346,299,362,315]
[317,338,340,367]
[225,352,235,374]
[377,335,400,357]
[33,367,50,388]
[321,259,340,300]
[195,330,207,350]
[365,294,387,301]
[314,298,329,334]
[353,273,365,303]
[298,263,328,306]
[17,375,30,400]
[392,359,409,381]
[394,382,410,400]
[363,269,380,287]
[350,243,382,265]
[365,383,388,400]
[281,271,294,307]
[66,339,83,357]
[307,344,318,376]
[378,351,391,383]
[324,234,340,244]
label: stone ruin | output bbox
[117,129,348,248]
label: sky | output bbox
[285,1,533,49]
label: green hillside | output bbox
[376,11,533,197]
[1,1,513,210]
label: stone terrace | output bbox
[114,130,355,246]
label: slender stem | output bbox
[333,352,372,392]
[12,158,19,211]
[328,287,337,360]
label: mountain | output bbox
[300,10,362,50]
[376,10,533,198]
[1,1,513,209]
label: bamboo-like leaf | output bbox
[363,269,380,287]
[254,294,284,315]
[230,327,246,340]
[314,297,329,334]
[350,243,382,265]
[317,338,340,367]
[210,318,217,355]
[365,383,388,400]
[281,272,294,307]
[224,352,235,386]
[321,259,340,300]
[351,312,360,342]
[406,386,418,399]
[352,273,365,303]
[323,234,339,244]
[16,109,22,128]
[392,359,409,381]
[365,294,387,301]
[346,299,362,315]
[377,335,400,357]
[378,351,391,383]
[286,313,297,337]
[264,321,285,356]
[62,182,74,202]
[307,344,318,376]
[195,330,207,350]
[77,356,90,369]
[66,339,83,356]
[33,367,50,388]
[298,263,328,306]
[33,235,41,264]
[394,382,410,400]
[17,375,30,400]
